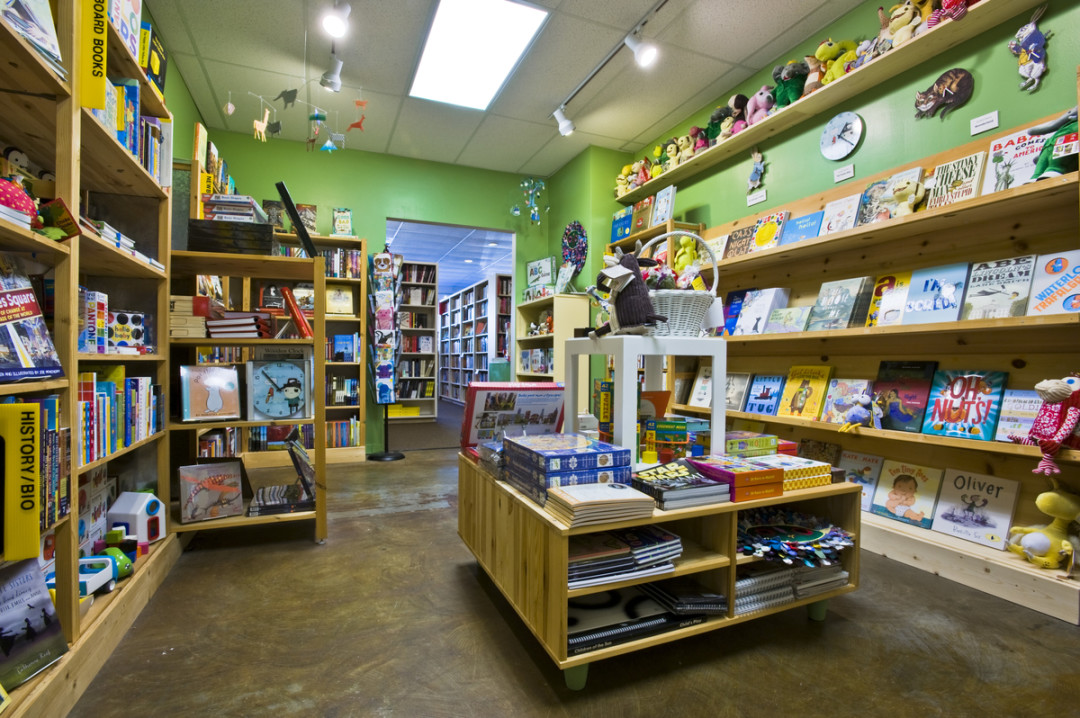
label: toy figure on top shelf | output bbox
[771,60,809,107]
[816,39,858,85]
[1008,374,1080,476]
[745,86,775,126]
[1027,107,1078,181]
[587,241,666,338]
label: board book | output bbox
[902,262,970,325]
[459,382,564,453]
[779,211,822,246]
[819,194,860,236]
[0,254,63,383]
[687,456,783,487]
[855,167,923,225]
[725,372,752,411]
[871,460,944,529]
[610,206,632,243]
[721,289,750,337]
[923,151,985,210]
[722,226,757,260]
[651,185,676,227]
[865,271,911,328]
[752,210,789,251]
[981,126,1050,195]
[931,469,1020,550]
[178,460,245,523]
[960,254,1036,320]
[764,306,811,334]
[503,433,631,473]
[921,369,1008,441]
[1026,250,1080,316]
[733,288,789,336]
[820,378,874,425]
[776,365,833,420]
[805,276,874,331]
[836,450,884,511]
[178,365,241,421]
[687,364,712,409]
[993,389,1041,442]
[873,360,937,433]
[743,375,785,415]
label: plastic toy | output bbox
[747,148,765,193]
[103,547,134,578]
[673,236,698,274]
[745,86,775,126]
[1027,107,1079,181]
[802,55,825,97]
[47,555,121,596]
[1006,478,1080,570]
[1008,4,1051,92]
[816,39,858,85]
[914,68,974,119]
[107,491,164,544]
[891,179,925,216]
[587,242,665,337]
[1008,374,1080,475]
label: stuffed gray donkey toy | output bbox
[587,241,666,338]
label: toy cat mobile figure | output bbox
[1009,3,1052,92]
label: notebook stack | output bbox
[567,525,681,589]
[793,564,850,599]
[566,585,705,656]
[502,433,633,508]
[732,562,796,615]
[545,482,656,527]
[0,201,31,229]
[687,456,784,502]
[744,454,833,491]
[631,459,730,510]
[205,311,272,338]
[639,576,728,615]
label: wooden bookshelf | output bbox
[513,294,590,411]
[390,260,438,420]
[439,274,510,404]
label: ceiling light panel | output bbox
[409,0,548,111]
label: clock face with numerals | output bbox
[820,111,863,161]
[251,360,307,419]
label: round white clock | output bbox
[820,112,863,161]
[251,360,307,419]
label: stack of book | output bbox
[201,194,270,223]
[567,528,678,589]
[640,576,727,615]
[0,0,66,80]
[722,431,778,459]
[248,436,316,516]
[687,456,784,502]
[502,433,633,508]
[631,459,730,510]
[793,564,849,599]
[545,482,655,528]
[169,295,206,338]
[205,311,272,338]
[743,454,833,491]
[0,200,31,229]
[566,585,704,656]
[733,562,796,615]
[81,217,165,270]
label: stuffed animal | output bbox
[838,393,883,432]
[816,39,858,85]
[728,94,749,125]
[1009,375,1080,475]
[673,236,698,274]
[802,55,825,97]
[872,5,894,58]
[888,1,921,47]
[849,38,877,72]
[911,0,936,35]
[745,86,775,126]
[705,106,732,145]
[1007,480,1080,570]
[689,126,709,153]
[635,158,653,187]
[628,159,645,190]
[771,60,809,107]
[1009,4,1053,92]
[663,141,680,172]
[1027,108,1079,181]
[614,173,630,198]
[891,179,925,216]
[676,135,695,164]
[587,241,666,337]
[0,175,40,228]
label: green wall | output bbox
[143,6,205,161]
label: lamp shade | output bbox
[321,55,343,92]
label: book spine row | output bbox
[396,312,430,328]
[76,374,159,467]
[247,423,315,452]
[395,379,434,400]
[398,358,435,378]
[197,427,239,458]
[402,264,436,283]
[196,345,243,364]
[326,417,362,448]
[326,333,361,362]
[399,334,433,353]
[327,377,360,406]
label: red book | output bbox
[281,286,313,338]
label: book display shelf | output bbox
[439,273,511,405]
[0,5,182,715]
[514,294,590,411]
[391,260,438,422]
[168,251,328,540]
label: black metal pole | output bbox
[368,403,404,461]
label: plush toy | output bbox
[838,393,883,432]
[728,94,749,124]
[0,175,40,228]
[1009,4,1053,93]
[1009,374,1080,475]
[891,179,925,216]
[663,141,680,172]
[747,148,765,193]
[673,236,698,274]
[911,0,936,35]
[614,173,630,198]
[587,241,666,337]
[628,160,645,190]
[689,126,709,153]
[635,158,652,187]
[871,5,894,58]
[927,0,980,27]
[771,60,809,107]
[676,135,695,164]
[816,39,858,85]
[745,86,775,126]
[888,1,921,48]
[802,55,825,97]
[1027,107,1078,181]
[1006,478,1080,570]
[849,38,876,72]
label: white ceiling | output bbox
[385,220,513,296]
[147,0,866,176]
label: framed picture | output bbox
[178,460,245,523]
[179,365,241,421]
[246,359,313,421]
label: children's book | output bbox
[326,286,354,315]
[611,206,633,243]
[725,373,752,412]
[873,360,937,433]
[902,262,970,325]
[0,559,67,690]
[631,196,655,232]
[733,288,789,336]
[704,233,728,263]
[332,207,353,236]
[818,194,861,235]
[743,375,785,415]
[960,254,1036,319]
[776,365,833,420]
[722,226,757,260]
[722,289,751,336]
[865,271,911,328]
[295,203,318,234]
[923,151,985,211]
[177,460,245,523]
[871,460,944,529]
[779,211,823,246]
[921,369,1008,441]
[855,167,923,226]
[688,365,713,409]
[0,254,63,383]
[993,389,1041,442]
[836,451,884,511]
[752,210,789,251]
[764,306,811,334]
[796,439,842,466]
[178,365,241,421]
[1,0,63,66]
[805,276,874,331]
[820,378,874,425]
[931,469,1020,549]
[650,185,676,227]
[1025,250,1080,316]
[981,126,1050,195]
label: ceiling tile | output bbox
[179,1,309,67]
[387,98,485,164]
[557,0,670,30]
[336,0,436,96]
[456,115,558,173]
[144,0,196,55]
[745,0,869,68]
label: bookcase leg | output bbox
[564,664,589,690]
[806,600,829,622]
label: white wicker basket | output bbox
[638,231,718,337]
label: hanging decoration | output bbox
[747,147,765,193]
[320,137,337,153]
[561,221,588,274]
[348,97,367,132]
[512,178,547,225]
[266,120,282,137]
[253,107,270,142]
[329,132,346,149]
[223,90,235,116]
[273,88,299,109]
[1008,4,1052,93]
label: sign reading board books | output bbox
[921,369,1007,441]
[930,469,1019,550]
[460,382,564,454]
[0,254,63,383]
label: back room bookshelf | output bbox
[392,260,439,422]
[439,273,511,404]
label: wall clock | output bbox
[247,360,311,420]
[820,112,863,161]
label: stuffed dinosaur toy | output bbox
[816,39,858,85]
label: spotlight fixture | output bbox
[553,107,575,136]
[322,1,352,38]
[321,52,343,92]
[623,33,658,68]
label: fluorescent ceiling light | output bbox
[464,259,474,263]
[323,2,351,38]
[410,0,548,110]
[487,242,499,247]
[624,33,658,68]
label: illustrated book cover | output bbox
[836,450,884,511]
[923,151,985,210]
[295,203,318,234]
[960,254,1036,320]
[779,211,823,246]
[732,288,789,336]
[332,207,352,236]
[650,185,676,227]
[776,365,834,420]
[2,0,63,67]
[993,389,1041,442]
[262,199,284,230]
[721,289,750,336]
[981,126,1050,195]
[855,167,923,226]
[818,194,861,236]
[752,210,789,251]
[631,459,730,499]
[611,206,632,243]
[796,439,842,466]
[1026,250,1080,316]
[326,285,354,315]
[805,276,874,331]
[865,271,911,327]
[178,364,241,421]
[743,375,785,415]
[871,459,944,529]
[687,364,713,409]
[631,195,654,232]
[459,382,564,450]
[930,469,1020,550]
[0,254,63,383]
[0,559,67,690]
[873,360,938,433]
[820,378,875,425]
[902,262,970,325]
[178,460,245,523]
[764,306,811,334]
[725,372,752,412]
[722,226,757,260]
[921,369,1008,441]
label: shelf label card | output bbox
[746,189,767,207]
[833,164,855,183]
[971,111,999,136]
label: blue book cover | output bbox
[332,335,355,362]
[611,207,633,243]
[509,463,633,490]
[503,433,632,473]
[779,211,823,245]
[743,375,786,415]
[902,262,970,325]
[722,289,751,336]
[921,369,1008,441]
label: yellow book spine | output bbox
[2,404,40,561]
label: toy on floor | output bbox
[914,68,974,119]
[1007,477,1080,570]
[1009,374,1080,475]
[1026,107,1078,181]
[1009,4,1052,93]
[587,241,665,337]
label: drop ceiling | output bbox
[385,220,513,297]
[147,0,866,177]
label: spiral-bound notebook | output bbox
[733,585,796,615]
[734,563,795,596]
[567,586,704,655]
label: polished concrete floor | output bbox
[70,449,1080,717]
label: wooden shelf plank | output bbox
[0,20,70,98]
[80,109,166,198]
[77,232,166,279]
[168,418,315,431]
[0,220,71,257]
[274,232,366,247]
[0,378,68,396]
[170,505,316,533]
[77,353,165,363]
[77,432,166,474]
[170,250,317,280]
[169,338,314,347]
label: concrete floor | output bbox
[70,448,1080,717]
